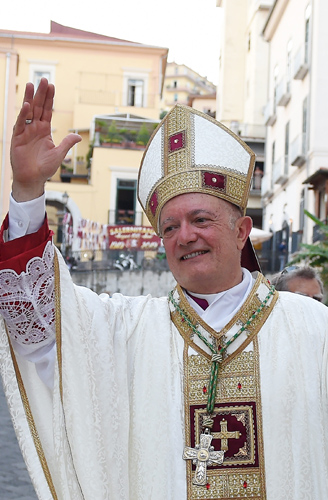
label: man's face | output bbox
[159,193,252,294]
[287,277,323,302]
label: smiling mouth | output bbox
[181,250,208,261]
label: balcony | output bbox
[108,209,143,226]
[94,115,159,150]
[263,99,277,126]
[60,159,89,184]
[239,123,266,140]
[261,174,273,197]
[293,44,309,80]
[276,77,291,107]
[250,169,263,193]
[272,156,288,185]
[290,133,307,167]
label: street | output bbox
[0,382,37,500]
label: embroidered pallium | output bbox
[169,274,278,499]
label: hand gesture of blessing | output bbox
[11,78,82,201]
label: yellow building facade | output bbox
[0,21,168,255]
[162,61,216,110]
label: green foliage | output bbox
[86,143,94,169]
[290,210,328,288]
[136,123,151,145]
[107,121,123,143]
[119,128,137,142]
[95,119,107,132]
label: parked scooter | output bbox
[113,253,138,271]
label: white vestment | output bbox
[0,245,328,500]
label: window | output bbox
[273,65,279,113]
[302,96,308,154]
[123,70,149,108]
[284,122,290,175]
[128,79,144,107]
[174,93,178,102]
[299,189,305,231]
[116,179,137,225]
[305,4,311,64]
[29,62,56,89]
[173,80,177,88]
[286,40,292,93]
[34,70,51,87]
[272,141,276,166]
[271,141,275,190]
[318,190,326,220]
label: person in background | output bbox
[278,240,287,271]
[271,265,324,302]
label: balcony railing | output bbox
[261,174,273,197]
[251,170,263,192]
[272,156,288,185]
[276,77,291,107]
[263,99,277,126]
[108,209,143,226]
[293,44,309,80]
[290,133,307,167]
[239,123,266,139]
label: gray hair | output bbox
[271,265,324,294]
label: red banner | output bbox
[107,226,161,251]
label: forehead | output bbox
[288,277,322,296]
[160,193,231,220]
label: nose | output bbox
[177,221,197,246]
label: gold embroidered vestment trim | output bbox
[170,274,278,499]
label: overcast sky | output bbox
[2,0,222,84]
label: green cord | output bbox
[169,286,275,417]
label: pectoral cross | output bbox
[183,431,225,486]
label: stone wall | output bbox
[70,268,177,297]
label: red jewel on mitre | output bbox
[169,131,185,152]
[149,191,158,216]
[203,172,226,190]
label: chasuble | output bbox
[0,243,328,500]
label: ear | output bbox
[236,216,253,251]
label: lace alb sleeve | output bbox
[0,241,55,353]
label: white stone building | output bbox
[216,0,274,270]
[262,0,328,270]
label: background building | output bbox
[216,0,273,269]
[0,21,168,260]
[162,61,216,113]
[262,0,328,271]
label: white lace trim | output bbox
[0,241,55,346]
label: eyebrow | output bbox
[160,209,216,228]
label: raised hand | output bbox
[11,78,82,202]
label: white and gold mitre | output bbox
[138,104,256,234]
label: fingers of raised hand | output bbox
[14,101,32,136]
[14,78,54,134]
[32,78,54,121]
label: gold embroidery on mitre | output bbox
[146,168,249,234]
[139,104,256,234]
